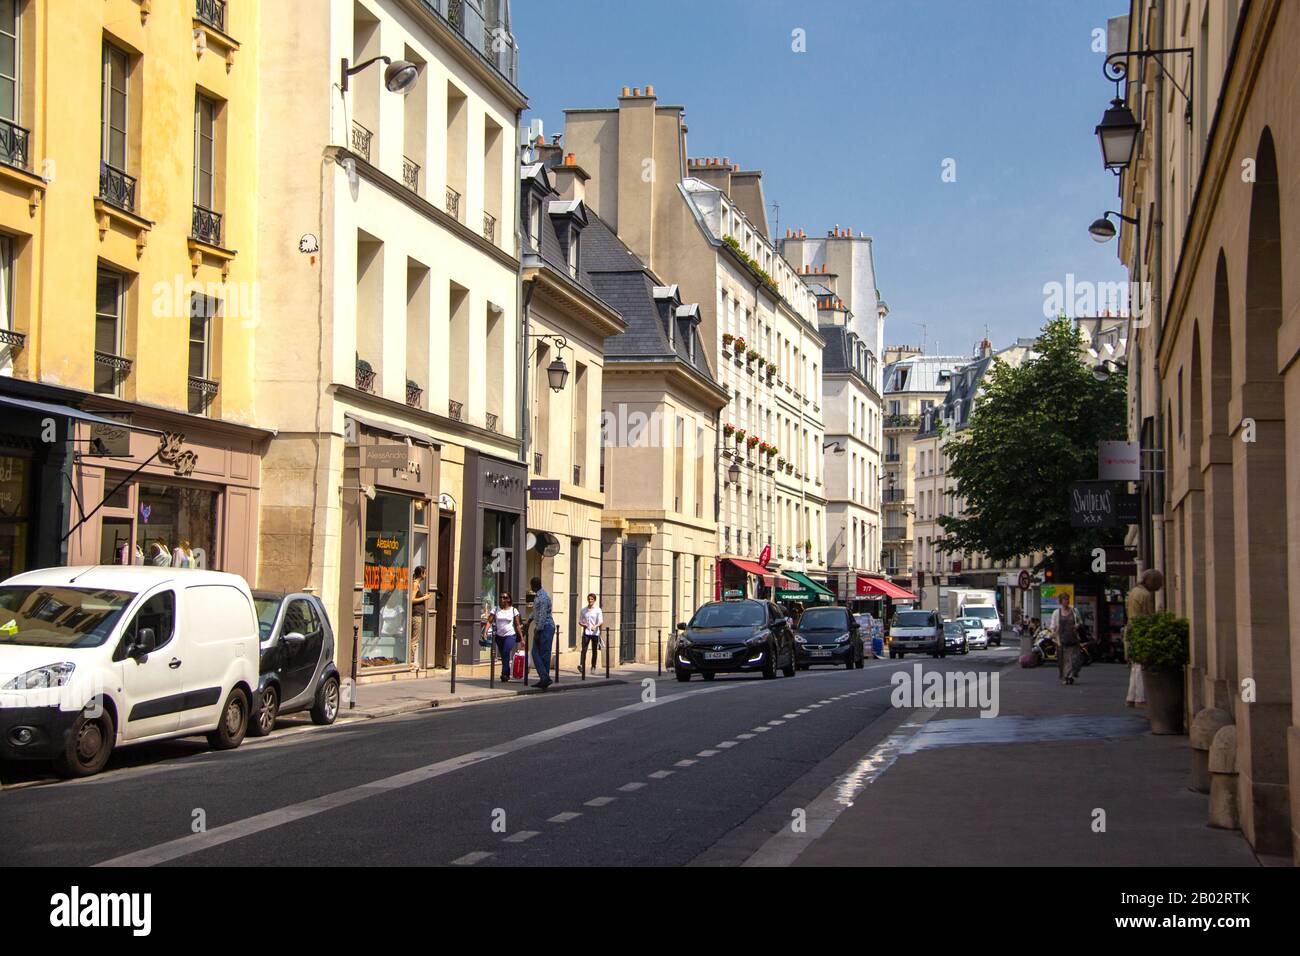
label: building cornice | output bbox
[603,360,730,410]
[522,264,627,341]
[394,0,527,111]
[334,384,521,453]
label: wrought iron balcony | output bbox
[884,413,921,431]
[187,375,219,413]
[406,380,423,408]
[448,399,463,421]
[445,186,461,221]
[884,452,901,464]
[355,358,376,393]
[94,351,132,394]
[418,0,519,87]
[485,412,499,433]
[0,118,30,170]
[0,327,26,350]
[402,156,420,193]
[99,163,137,213]
[573,465,582,485]
[195,0,226,32]
[483,211,496,243]
[351,122,372,162]
[192,204,223,246]
[533,453,543,474]
[883,488,910,504]
[882,526,908,542]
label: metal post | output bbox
[450,624,457,694]
[657,629,662,676]
[349,624,359,710]
[523,622,531,686]
[554,625,561,685]
[605,626,610,680]
[489,631,496,688]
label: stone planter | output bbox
[1143,666,1186,734]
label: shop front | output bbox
[455,449,526,665]
[340,415,439,679]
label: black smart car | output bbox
[794,606,864,670]
[674,599,796,681]
[250,591,342,736]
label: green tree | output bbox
[935,316,1127,569]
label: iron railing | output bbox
[418,0,518,87]
[445,186,461,221]
[882,526,908,542]
[485,411,499,432]
[533,453,542,473]
[402,156,420,192]
[0,118,30,170]
[483,211,496,243]
[406,380,423,408]
[448,399,463,421]
[192,204,222,245]
[99,163,137,213]
[884,413,921,431]
[355,359,376,393]
[883,488,910,504]
[187,375,219,413]
[195,0,227,32]
[94,351,132,394]
[884,452,901,463]
[351,122,372,162]
[0,328,26,349]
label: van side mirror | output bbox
[133,627,157,658]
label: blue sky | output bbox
[512,0,1129,357]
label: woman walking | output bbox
[578,593,604,674]
[488,592,523,683]
[409,566,430,668]
[1050,593,1082,685]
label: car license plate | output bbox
[810,649,831,657]
[704,651,731,660]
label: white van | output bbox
[0,566,260,777]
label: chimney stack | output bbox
[553,152,590,204]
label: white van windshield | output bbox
[965,606,998,620]
[0,586,134,648]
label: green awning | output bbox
[775,570,835,604]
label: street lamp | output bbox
[727,460,741,484]
[527,333,570,393]
[1094,97,1140,173]
[1088,210,1138,243]
[1092,359,1128,382]
[340,56,420,95]
[823,441,846,455]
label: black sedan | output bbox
[794,606,864,670]
[251,591,342,736]
[674,599,796,681]
[943,620,969,656]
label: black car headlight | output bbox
[836,633,850,644]
[746,632,769,647]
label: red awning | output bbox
[728,557,774,577]
[856,575,917,600]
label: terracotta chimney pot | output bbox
[646,85,654,96]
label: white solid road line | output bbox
[93,680,745,867]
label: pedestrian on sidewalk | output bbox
[488,592,523,683]
[1050,593,1082,685]
[1124,569,1162,706]
[529,576,555,690]
[409,565,430,668]
[578,593,604,674]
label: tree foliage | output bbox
[935,317,1127,566]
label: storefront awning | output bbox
[0,395,162,435]
[727,557,776,578]
[776,569,836,604]
[856,575,917,601]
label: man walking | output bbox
[529,575,555,690]
[1124,569,1163,706]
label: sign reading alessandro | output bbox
[1069,480,1117,528]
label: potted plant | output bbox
[733,336,748,354]
[723,422,735,438]
[1127,612,1190,734]
[734,428,746,443]
[746,435,760,449]
[722,332,735,349]
[746,348,759,363]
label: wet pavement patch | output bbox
[902,714,1149,753]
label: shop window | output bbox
[0,452,30,579]
[361,492,411,668]
[480,510,516,614]
[133,483,217,569]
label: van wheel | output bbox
[250,685,278,737]
[53,705,115,779]
[207,688,249,750]
[311,675,341,725]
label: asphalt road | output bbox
[0,649,1018,867]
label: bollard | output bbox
[657,629,662,676]
[450,625,458,694]
[489,634,496,689]
[1189,707,1232,794]
[1207,723,1240,830]
[554,626,561,686]
[350,624,359,709]
[605,626,611,680]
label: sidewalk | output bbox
[335,659,664,719]
[793,657,1262,866]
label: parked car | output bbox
[943,620,969,655]
[888,608,944,658]
[0,566,259,778]
[794,606,863,670]
[958,616,988,649]
[674,599,796,681]
[250,591,341,736]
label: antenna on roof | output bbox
[770,200,780,244]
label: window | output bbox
[94,268,124,394]
[0,0,18,124]
[193,94,216,208]
[116,590,176,660]
[101,42,128,170]
[0,234,12,332]
[566,231,580,277]
[528,195,541,248]
[188,293,215,413]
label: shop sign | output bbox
[528,479,560,500]
[1098,441,1140,481]
[1069,481,1117,528]
[486,470,523,492]
[158,433,198,477]
[88,415,132,457]
[1116,491,1140,524]
[366,444,411,470]
[1105,546,1138,576]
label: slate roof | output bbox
[882,354,969,394]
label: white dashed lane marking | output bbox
[717,741,738,748]
[648,770,674,779]
[737,733,756,739]
[618,782,647,792]
[675,758,698,767]
[503,830,539,843]
[452,851,493,865]
[584,796,616,807]
[697,750,719,757]
[548,812,581,823]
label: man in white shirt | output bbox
[578,593,604,674]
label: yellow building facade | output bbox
[0,0,268,581]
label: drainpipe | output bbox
[1149,1,1168,606]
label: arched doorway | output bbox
[1232,127,1290,855]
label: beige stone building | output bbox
[1104,0,1299,859]
[561,87,827,613]
[254,0,525,682]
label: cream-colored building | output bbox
[1105,0,1299,859]
[518,150,626,669]
[255,0,525,681]
[562,87,827,605]
[880,352,967,588]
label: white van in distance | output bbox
[0,566,260,777]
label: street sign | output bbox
[1099,440,1140,481]
[1069,481,1118,528]
[1018,569,1032,591]
[528,479,560,500]
[365,443,412,470]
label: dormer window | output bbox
[567,231,580,277]
[528,195,542,248]
[548,198,587,280]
